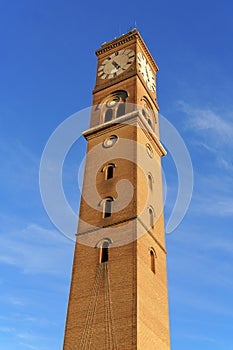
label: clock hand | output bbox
[112,60,120,69]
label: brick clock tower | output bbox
[63,29,171,350]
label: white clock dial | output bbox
[98,49,135,80]
[137,52,156,93]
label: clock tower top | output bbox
[93,29,159,101]
[91,29,160,135]
[95,29,158,71]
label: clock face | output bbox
[137,52,156,93]
[98,49,135,80]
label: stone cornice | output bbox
[95,30,138,56]
[82,110,167,157]
[95,29,159,72]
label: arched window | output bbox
[106,165,114,179]
[96,238,112,264]
[102,197,114,218]
[148,206,155,229]
[148,173,153,191]
[140,96,156,131]
[116,102,125,118]
[105,108,113,122]
[142,108,146,118]
[149,248,156,274]
[100,241,109,263]
[100,90,128,124]
[148,118,152,129]
[146,143,153,158]
[102,163,116,180]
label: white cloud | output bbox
[19,343,38,350]
[170,227,233,254]
[194,141,229,162]
[194,196,233,216]
[175,331,216,343]
[17,332,51,350]
[190,173,233,216]
[0,224,74,275]
[216,157,233,171]
[168,227,233,292]
[0,326,15,333]
[178,101,233,143]
[170,283,233,317]
[17,332,33,340]
[7,297,25,306]
[0,140,39,192]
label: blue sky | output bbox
[1,0,233,349]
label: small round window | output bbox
[146,143,153,158]
[103,135,118,148]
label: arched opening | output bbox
[148,118,152,129]
[148,173,153,191]
[96,238,112,264]
[101,90,128,124]
[106,165,114,179]
[149,248,156,274]
[146,144,153,158]
[140,96,156,131]
[102,163,116,180]
[102,197,114,218]
[100,241,109,263]
[105,108,113,122]
[148,206,155,229]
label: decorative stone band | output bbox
[82,110,167,157]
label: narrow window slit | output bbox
[148,173,153,191]
[106,165,114,179]
[100,241,109,263]
[149,207,155,228]
[150,249,156,274]
[103,198,113,218]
